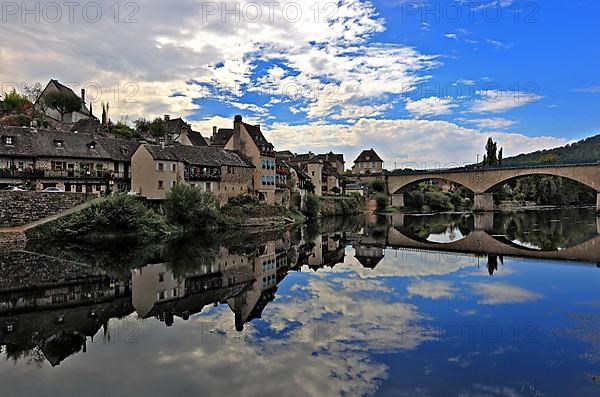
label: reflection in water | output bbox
[1,209,600,396]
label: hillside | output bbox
[502,133,600,166]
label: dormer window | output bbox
[87,141,97,150]
[54,140,64,148]
[3,136,14,145]
[121,148,128,155]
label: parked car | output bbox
[42,187,65,193]
[3,186,27,191]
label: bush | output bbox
[371,180,385,193]
[424,191,453,212]
[290,191,302,212]
[375,193,388,212]
[304,193,321,218]
[27,194,170,240]
[407,190,425,209]
[164,184,221,231]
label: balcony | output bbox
[185,172,221,182]
[0,168,130,180]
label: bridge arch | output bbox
[482,169,599,193]
[386,164,600,211]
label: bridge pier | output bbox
[474,212,494,233]
[391,193,405,208]
[474,193,494,212]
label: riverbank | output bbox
[23,193,306,242]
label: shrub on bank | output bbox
[375,193,388,212]
[26,194,171,240]
[164,184,222,231]
[304,193,322,219]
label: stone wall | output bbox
[0,191,88,227]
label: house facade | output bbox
[0,126,137,193]
[131,143,255,205]
[352,149,384,175]
[210,116,276,204]
[35,80,95,124]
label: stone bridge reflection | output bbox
[375,213,600,264]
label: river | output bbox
[0,208,599,396]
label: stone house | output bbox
[0,126,138,193]
[352,149,384,175]
[35,79,95,124]
[164,115,208,147]
[209,116,277,204]
[131,143,255,205]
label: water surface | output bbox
[1,208,599,396]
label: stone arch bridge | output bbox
[377,163,600,211]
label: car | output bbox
[3,186,27,191]
[42,187,65,193]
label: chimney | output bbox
[164,115,170,121]
[234,115,242,124]
[213,126,217,136]
[81,88,86,104]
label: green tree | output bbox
[135,117,168,140]
[498,147,503,165]
[304,193,321,218]
[110,121,138,139]
[485,137,498,166]
[164,184,221,231]
[371,180,385,193]
[3,90,30,111]
[375,193,388,212]
[44,90,82,122]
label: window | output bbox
[157,291,166,301]
[171,164,177,172]
[4,136,14,145]
[157,163,165,171]
[158,273,165,282]
[172,288,178,298]
[158,180,164,189]
[206,182,212,192]
[88,141,96,149]
[17,161,23,171]
[171,180,176,188]
[54,140,64,148]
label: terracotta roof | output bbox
[354,149,383,163]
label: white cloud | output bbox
[470,283,542,305]
[267,118,568,168]
[407,280,457,300]
[461,118,516,130]
[0,0,439,123]
[406,97,457,117]
[470,90,543,113]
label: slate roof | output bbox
[143,144,254,168]
[243,122,274,153]
[354,149,383,163]
[70,118,102,134]
[0,126,139,161]
[317,152,345,164]
[187,131,208,147]
[210,128,234,147]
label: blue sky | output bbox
[2,0,599,166]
